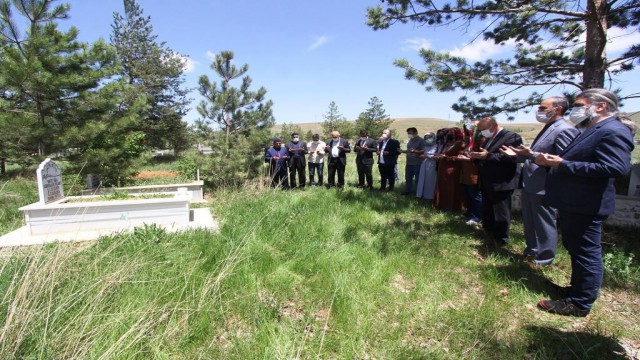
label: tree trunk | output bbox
[583,0,608,89]
[1,158,6,175]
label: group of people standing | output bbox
[264,88,635,318]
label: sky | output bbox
[58,0,640,126]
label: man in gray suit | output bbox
[501,96,579,266]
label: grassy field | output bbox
[1,160,639,359]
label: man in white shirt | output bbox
[306,133,326,186]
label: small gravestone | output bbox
[629,163,640,197]
[37,158,64,204]
[86,173,100,189]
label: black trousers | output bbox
[327,157,345,187]
[378,163,396,190]
[356,159,373,187]
[289,157,306,188]
[269,165,289,189]
[481,189,513,243]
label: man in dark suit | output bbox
[285,132,307,189]
[354,129,378,189]
[377,128,401,192]
[469,116,523,246]
[536,89,634,317]
[501,96,579,266]
[325,131,351,189]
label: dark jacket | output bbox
[354,137,378,165]
[545,117,634,216]
[325,138,351,166]
[520,119,579,195]
[378,138,401,166]
[264,147,289,170]
[285,140,307,166]
[476,129,523,191]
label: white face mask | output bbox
[568,106,593,126]
[480,129,494,138]
[535,109,554,123]
[381,133,389,140]
[292,138,299,143]
[407,133,415,140]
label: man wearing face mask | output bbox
[399,127,426,195]
[354,129,378,189]
[377,129,401,192]
[264,138,289,189]
[324,131,351,189]
[534,89,634,317]
[500,97,579,267]
[469,117,522,246]
[306,133,326,186]
[286,132,307,189]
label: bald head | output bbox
[477,116,500,138]
[331,131,340,139]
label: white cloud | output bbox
[179,55,197,73]
[448,39,516,61]
[308,35,330,51]
[607,27,640,55]
[205,50,216,61]
[402,38,432,52]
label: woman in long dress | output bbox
[416,132,438,200]
[434,127,465,211]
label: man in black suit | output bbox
[377,128,401,192]
[354,129,378,189]
[285,132,307,189]
[325,131,351,189]
[470,117,523,246]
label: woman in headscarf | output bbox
[415,132,438,200]
[434,127,465,211]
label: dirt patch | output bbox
[134,170,177,179]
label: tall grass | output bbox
[0,161,638,359]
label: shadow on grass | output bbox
[520,325,628,360]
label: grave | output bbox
[0,159,217,248]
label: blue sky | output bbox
[61,0,640,125]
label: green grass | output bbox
[0,162,639,359]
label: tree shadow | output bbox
[518,325,628,359]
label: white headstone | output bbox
[37,158,64,204]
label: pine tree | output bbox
[367,0,640,119]
[0,0,117,166]
[321,101,354,139]
[279,122,303,140]
[111,0,190,153]
[197,50,275,187]
[355,96,393,138]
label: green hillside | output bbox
[274,117,545,143]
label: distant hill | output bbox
[273,117,545,143]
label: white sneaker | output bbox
[465,219,479,226]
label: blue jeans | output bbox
[462,184,482,222]
[308,162,323,185]
[404,164,422,194]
